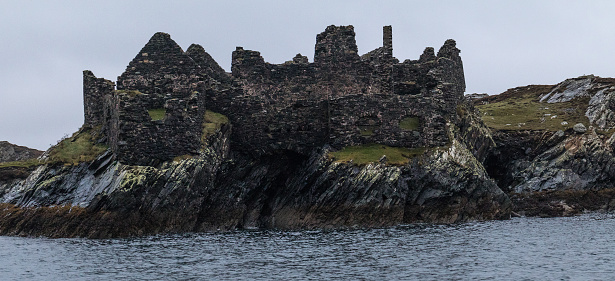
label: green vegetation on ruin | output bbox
[400,117,420,130]
[329,143,426,166]
[475,85,590,131]
[202,110,229,141]
[148,108,166,121]
[47,127,108,165]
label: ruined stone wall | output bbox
[102,32,211,165]
[186,44,230,83]
[231,96,328,154]
[84,25,466,163]
[83,70,115,128]
[214,25,464,155]
[434,39,466,111]
[102,93,120,155]
[328,94,448,148]
[105,90,204,165]
[116,32,203,99]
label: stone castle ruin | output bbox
[82,25,465,165]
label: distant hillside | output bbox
[0,141,43,163]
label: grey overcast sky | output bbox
[2,0,614,150]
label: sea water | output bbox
[1,213,614,280]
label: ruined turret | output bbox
[231,47,268,81]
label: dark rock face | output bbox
[485,130,562,192]
[0,25,513,238]
[503,131,615,193]
[204,141,508,231]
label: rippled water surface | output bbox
[1,214,615,280]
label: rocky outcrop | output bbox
[479,76,615,217]
[506,130,615,193]
[0,141,43,163]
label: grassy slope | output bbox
[0,127,108,169]
[47,128,108,165]
[475,85,590,131]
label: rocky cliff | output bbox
[0,25,522,238]
[476,76,615,216]
[0,104,509,238]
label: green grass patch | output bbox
[400,117,420,130]
[47,128,108,165]
[328,143,426,165]
[202,110,229,141]
[475,85,590,131]
[147,108,166,121]
[0,158,42,169]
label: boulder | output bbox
[573,123,587,134]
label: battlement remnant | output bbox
[314,25,359,65]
